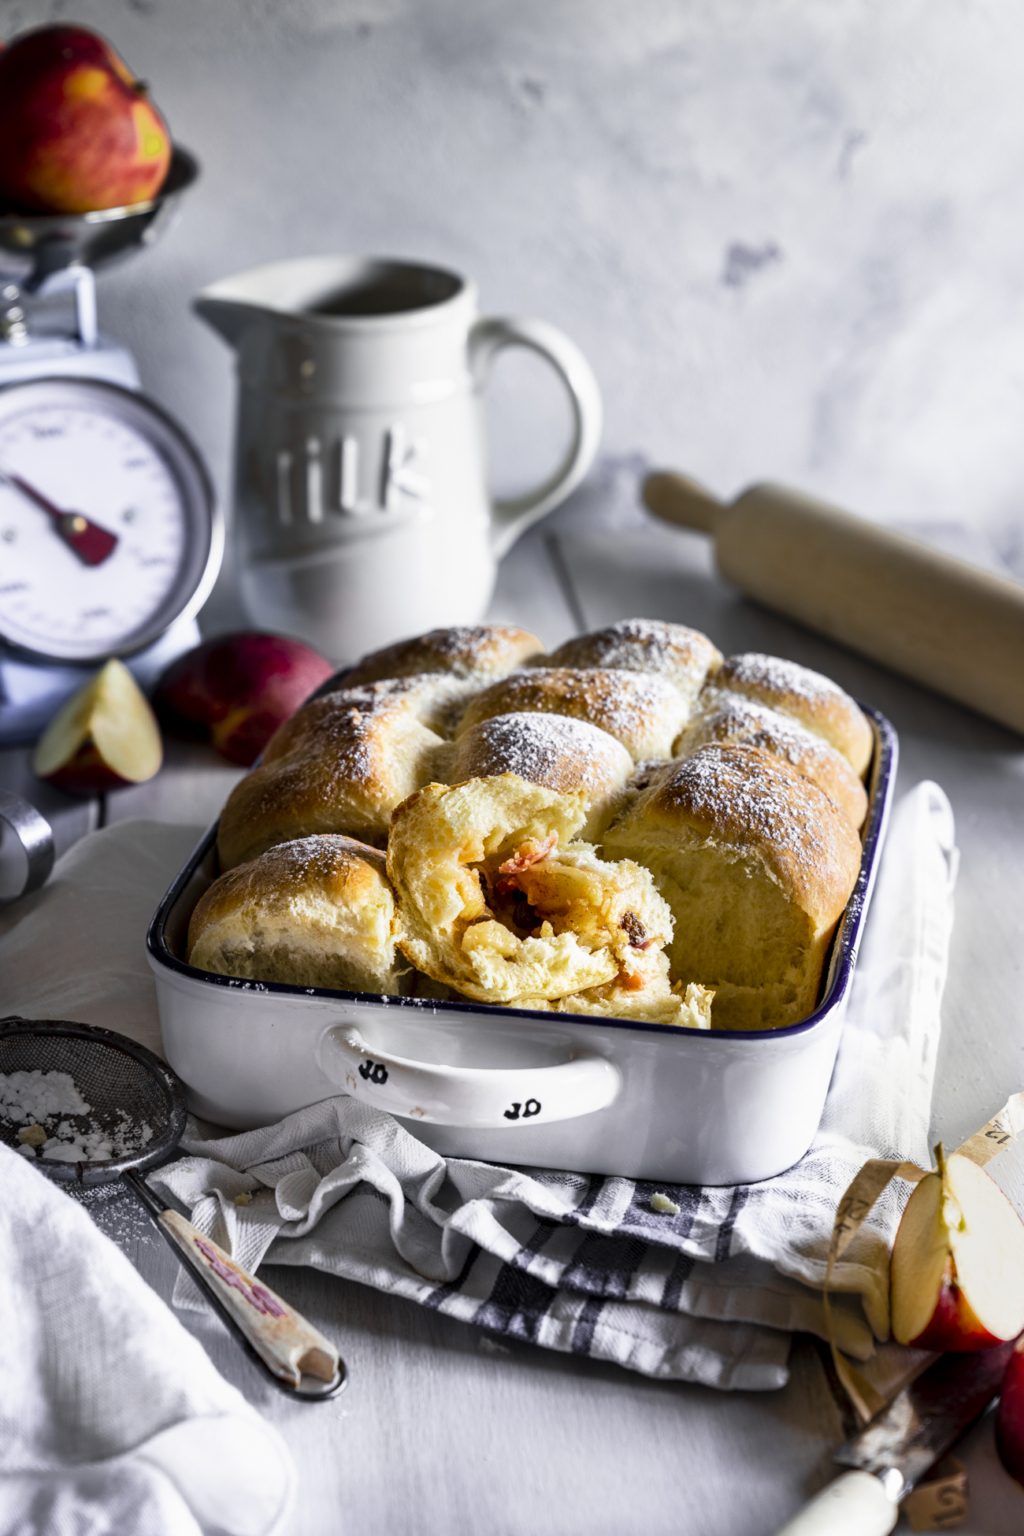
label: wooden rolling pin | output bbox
[643,471,1024,736]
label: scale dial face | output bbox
[0,377,221,664]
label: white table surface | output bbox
[3,487,1024,1536]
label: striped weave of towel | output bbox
[154,782,956,1391]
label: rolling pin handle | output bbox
[641,470,723,534]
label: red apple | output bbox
[153,632,335,766]
[0,24,171,214]
[33,659,163,794]
[890,1148,1024,1351]
[997,1338,1024,1486]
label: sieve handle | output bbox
[125,1170,345,1399]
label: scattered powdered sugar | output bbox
[1,1069,154,1166]
[35,1114,155,1165]
[65,1180,156,1247]
[0,1070,90,1124]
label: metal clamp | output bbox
[0,790,54,901]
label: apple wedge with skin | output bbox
[890,1147,1024,1351]
[33,659,163,795]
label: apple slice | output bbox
[890,1147,1024,1351]
[33,659,162,794]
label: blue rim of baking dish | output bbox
[146,704,897,1043]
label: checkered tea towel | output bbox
[147,781,956,1392]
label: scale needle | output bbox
[0,466,119,567]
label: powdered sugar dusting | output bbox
[549,619,720,699]
[1,1070,154,1165]
[464,668,688,759]
[720,653,847,704]
[661,744,840,875]
[686,695,837,770]
[346,625,541,684]
[454,712,632,795]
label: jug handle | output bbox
[470,316,602,560]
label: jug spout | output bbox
[193,257,336,349]
[193,285,260,351]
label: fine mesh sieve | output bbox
[1,1016,345,1398]
[0,1017,185,1181]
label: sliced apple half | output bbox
[33,659,163,795]
[890,1148,1024,1351]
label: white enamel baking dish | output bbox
[146,708,896,1186]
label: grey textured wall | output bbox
[4,0,1024,564]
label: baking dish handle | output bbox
[318,1025,622,1128]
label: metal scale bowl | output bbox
[0,145,200,383]
[0,148,223,744]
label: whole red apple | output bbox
[154,632,336,766]
[0,24,171,213]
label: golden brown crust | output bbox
[188,834,401,992]
[676,694,868,829]
[614,742,861,928]
[342,624,544,687]
[443,712,633,833]
[602,743,862,1029]
[457,668,689,762]
[217,681,447,868]
[711,654,873,776]
[546,619,722,707]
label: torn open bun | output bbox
[386,775,678,1006]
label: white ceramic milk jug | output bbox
[195,256,602,658]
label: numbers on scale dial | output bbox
[0,402,188,655]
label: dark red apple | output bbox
[997,1338,1024,1486]
[154,632,335,766]
[0,24,171,214]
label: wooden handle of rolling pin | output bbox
[643,470,1024,736]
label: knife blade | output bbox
[771,1343,1014,1536]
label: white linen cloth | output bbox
[0,1145,294,1536]
[0,782,957,1395]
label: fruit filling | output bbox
[387,776,680,1005]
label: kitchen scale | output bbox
[0,147,223,743]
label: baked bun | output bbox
[387,775,677,1005]
[217,678,449,868]
[711,653,873,777]
[546,619,722,708]
[441,712,633,836]
[188,834,402,993]
[675,694,868,829]
[342,624,543,687]
[602,743,862,1030]
[457,668,689,762]
[529,978,714,1030]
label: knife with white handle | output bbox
[772,1343,1014,1534]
